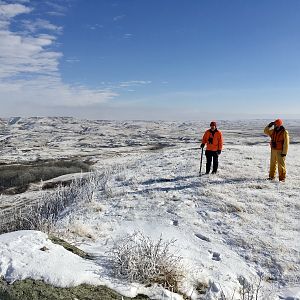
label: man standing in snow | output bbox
[201,121,223,174]
[264,119,289,182]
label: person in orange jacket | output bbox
[264,119,289,181]
[201,121,223,174]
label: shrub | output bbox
[109,231,184,292]
[0,170,109,234]
[238,275,262,300]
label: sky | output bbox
[0,0,300,120]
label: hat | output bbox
[274,119,283,127]
[210,121,217,127]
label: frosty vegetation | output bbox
[109,231,183,292]
[0,170,110,234]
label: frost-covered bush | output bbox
[109,231,184,292]
[238,275,262,300]
[0,170,109,234]
[216,275,263,300]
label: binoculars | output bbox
[208,137,213,144]
[271,141,277,148]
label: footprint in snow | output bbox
[197,210,209,219]
[211,251,221,261]
[166,208,176,215]
[195,233,211,242]
[172,220,179,226]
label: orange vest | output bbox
[271,128,285,150]
[202,129,223,151]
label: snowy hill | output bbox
[0,117,299,299]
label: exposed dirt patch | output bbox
[0,278,149,300]
[48,235,93,260]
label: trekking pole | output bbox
[199,147,204,176]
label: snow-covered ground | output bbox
[0,117,299,299]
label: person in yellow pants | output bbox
[264,119,289,181]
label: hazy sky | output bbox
[0,0,300,120]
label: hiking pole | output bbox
[199,147,204,176]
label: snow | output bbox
[0,117,300,299]
[0,230,181,299]
[0,230,101,286]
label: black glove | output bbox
[281,154,286,157]
[200,143,205,149]
[268,122,274,127]
[217,150,221,155]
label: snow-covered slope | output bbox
[0,117,299,300]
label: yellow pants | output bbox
[269,149,286,181]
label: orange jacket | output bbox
[202,129,223,151]
[264,125,289,154]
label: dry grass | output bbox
[109,231,184,293]
[67,220,95,240]
[0,170,109,234]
